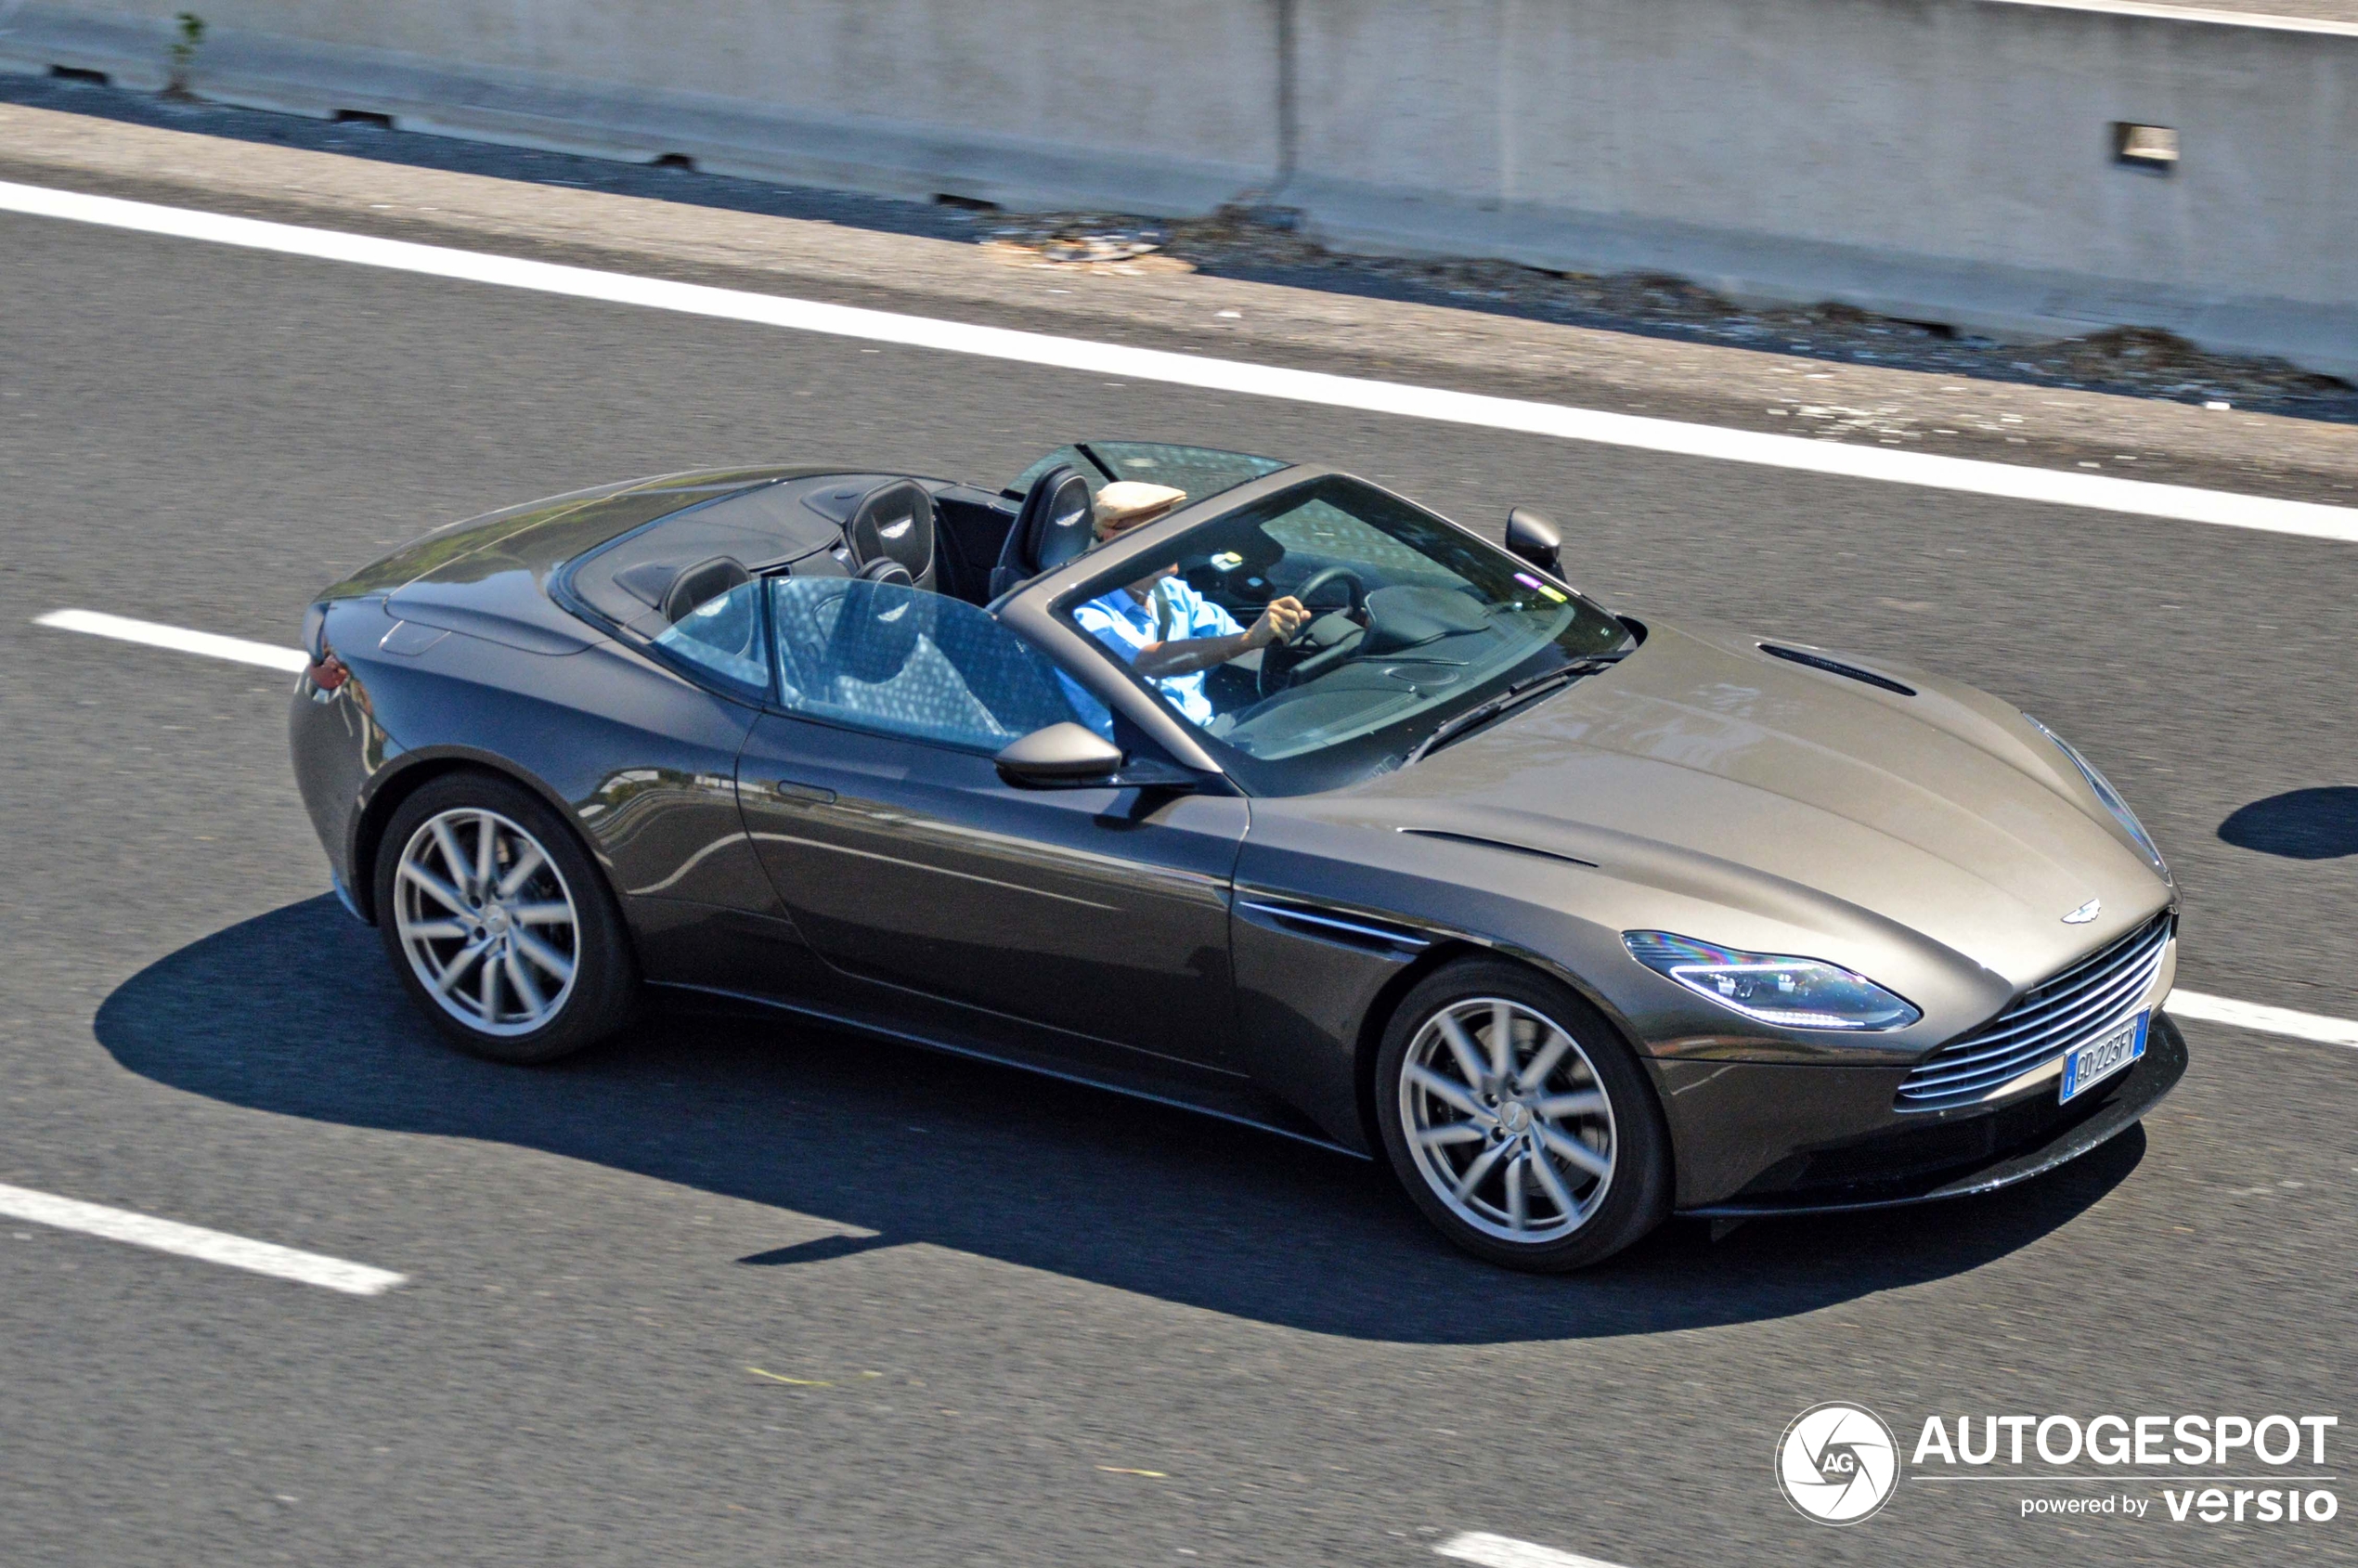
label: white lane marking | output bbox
[1437,1532,1631,1568]
[4,179,2355,545]
[33,608,308,671]
[32,607,2358,1054]
[2169,990,2358,1048]
[0,1182,406,1295]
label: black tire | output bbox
[1374,958,1670,1271]
[372,771,638,1065]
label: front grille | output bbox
[1896,913,2172,1113]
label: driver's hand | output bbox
[1248,596,1312,650]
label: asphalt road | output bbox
[2,203,2353,1568]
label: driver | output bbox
[1072,481,1310,725]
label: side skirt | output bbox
[646,980,1369,1160]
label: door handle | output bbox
[762,779,837,805]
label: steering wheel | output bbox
[1290,565,1368,622]
[1257,565,1370,699]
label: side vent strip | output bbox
[1758,643,1917,696]
[1237,899,1432,955]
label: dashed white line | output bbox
[2168,991,2358,1048]
[3,179,2356,545]
[33,606,2358,1057]
[1437,1532,1631,1568]
[0,1182,406,1296]
[33,608,308,672]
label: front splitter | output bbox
[1680,1011,2189,1218]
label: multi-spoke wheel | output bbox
[1376,960,1669,1270]
[395,807,578,1035]
[373,772,637,1064]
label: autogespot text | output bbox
[1911,1413,2339,1525]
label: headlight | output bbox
[1622,931,1922,1031]
[2024,715,2169,879]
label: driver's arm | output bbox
[1131,595,1309,679]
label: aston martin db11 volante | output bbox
[291,441,2185,1269]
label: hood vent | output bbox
[1397,828,1598,869]
[1759,643,1917,697]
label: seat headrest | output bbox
[1030,470,1095,575]
[848,478,936,584]
[991,463,1099,604]
[661,555,751,623]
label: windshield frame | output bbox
[1002,468,1634,797]
[1001,440,1289,504]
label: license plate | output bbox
[2060,1012,2148,1103]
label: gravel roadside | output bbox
[5,75,2356,506]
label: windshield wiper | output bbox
[1404,653,1626,766]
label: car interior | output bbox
[1069,475,1620,768]
[553,444,1629,776]
[554,444,1295,739]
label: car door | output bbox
[733,575,1247,1069]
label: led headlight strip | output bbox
[1623,931,1922,1031]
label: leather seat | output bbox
[989,464,1094,602]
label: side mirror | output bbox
[1506,507,1562,574]
[995,722,1125,787]
[995,722,1204,790]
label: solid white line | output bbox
[2169,991,2358,1048]
[1983,0,2358,40]
[34,608,308,671]
[1437,1532,1631,1568]
[0,1181,406,1295]
[35,603,2358,1055]
[3,179,2355,545]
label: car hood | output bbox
[1345,620,2169,987]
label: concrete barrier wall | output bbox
[2,1,1288,211]
[6,0,2354,373]
[1287,0,2358,369]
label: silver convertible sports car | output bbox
[291,440,2184,1270]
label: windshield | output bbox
[1053,475,1633,794]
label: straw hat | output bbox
[1091,481,1188,535]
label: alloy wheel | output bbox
[1397,996,1617,1242]
[392,807,579,1037]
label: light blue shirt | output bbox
[1068,577,1243,729]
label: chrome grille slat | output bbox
[1937,929,2165,1058]
[1980,916,2168,1017]
[1949,923,2170,1052]
[2037,922,2162,991]
[1899,949,2166,1086]
[1905,1006,2145,1095]
[1896,914,2171,1111]
[1901,1004,2148,1095]
[1921,963,2158,1070]
[1901,953,2162,1095]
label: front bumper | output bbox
[1657,1012,2188,1215]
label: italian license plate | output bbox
[2060,1012,2148,1103]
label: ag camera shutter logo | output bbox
[1777,1402,1902,1524]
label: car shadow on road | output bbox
[96,896,2144,1345]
